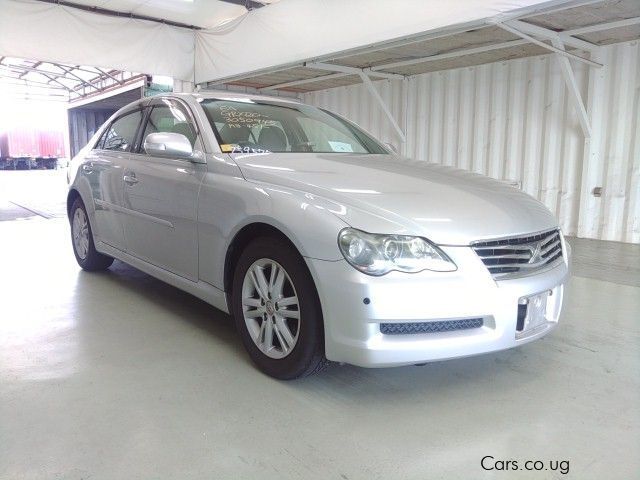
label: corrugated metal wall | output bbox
[67,109,115,158]
[303,41,639,243]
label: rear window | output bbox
[96,110,143,151]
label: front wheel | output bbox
[70,198,114,271]
[231,237,328,379]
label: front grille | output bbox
[380,318,484,335]
[472,229,563,280]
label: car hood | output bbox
[231,153,558,246]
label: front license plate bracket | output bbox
[516,291,551,338]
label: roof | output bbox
[190,91,301,104]
[109,90,302,111]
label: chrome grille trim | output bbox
[471,229,563,280]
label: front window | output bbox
[140,104,197,150]
[200,99,387,154]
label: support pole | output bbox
[358,72,406,143]
[496,22,602,68]
[505,19,599,52]
[402,76,409,156]
[551,38,592,138]
[95,68,124,85]
[306,62,404,80]
[304,62,406,143]
[495,20,597,138]
[173,80,195,93]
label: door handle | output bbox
[123,174,139,186]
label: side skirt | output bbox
[96,240,230,314]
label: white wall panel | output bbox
[303,41,640,243]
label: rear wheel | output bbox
[70,198,114,271]
[232,237,328,379]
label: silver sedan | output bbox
[67,92,570,379]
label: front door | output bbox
[121,101,204,281]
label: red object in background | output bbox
[0,128,65,158]
[0,129,39,158]
[37,130,65,158]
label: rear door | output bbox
[86,108,144,251]
[120,99,205,281]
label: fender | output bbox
[197,172,348,291]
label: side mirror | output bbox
[143,132,204,162]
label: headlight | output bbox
[337,228,456,276]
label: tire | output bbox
[231,236,329,380]
[70,197,114,271]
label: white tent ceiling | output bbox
[195,0,640,87]
[1,0,639,90]
[195,0,568,83]
[0,0,196,81]
[0,0,281,82]
[52,0,263,29]
[212,0,639,93]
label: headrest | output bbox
[219,124,251,144]
[257,126,287,152]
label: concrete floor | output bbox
[0,169,68,220]
[1,171,639,479]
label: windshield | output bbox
[200,99,387,154]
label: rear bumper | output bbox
[306,244,570,368]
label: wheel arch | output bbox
[66,188,82,219]
[225,221,330,377]
[224,222,302,297]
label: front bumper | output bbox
[306,244,570,368]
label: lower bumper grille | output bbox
[380,318,484,335]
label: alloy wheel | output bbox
[72,207,89,260]
[241,258,301,359]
